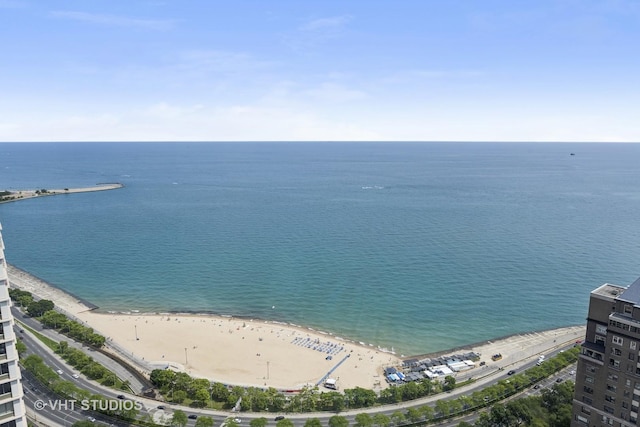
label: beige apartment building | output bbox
[573,278,640,427]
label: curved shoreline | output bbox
[0,183,123,204]
[6,263,585,391]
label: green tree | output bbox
[26,300,54,317]
[150,369,177,389]
[195,416,215,427]
[276,419,295,427]
[15,339,27,355]
[72,422,96,427]
[372,413,390,427]
[401,381,421,401]
[250,417,268,427]
[406,407,422,423]
[354,413,372,427]
[172,390,188,404]
[328,415,349,427]
[210,382,230,401]
[171,409,188,427]
[390,411,405,426]
[304,418,322,427]
[344,387,377,409]
[435,399,450,417]
[194,387,210,406]
[443,375,456,392]
[420,405,434,421]
[9,288,33,307]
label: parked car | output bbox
[275,416,285,421]
[507,370,516,375]
[188,414,198,419]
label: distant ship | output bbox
[570,153,575,156]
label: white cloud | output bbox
[50,10,174,30]
[304,83,367,103]
[285,15,353,52]
[300,15,352,31]
[0,102,380,142]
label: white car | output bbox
[56,369,63,375]
[72,374,80,379]
[234,418,242,423]
[87,416,96,422]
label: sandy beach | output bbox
[7,264,585,391]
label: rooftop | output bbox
[592,283,626,300]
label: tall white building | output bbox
[0,224,27,427]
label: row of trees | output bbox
[9,288,106,347]
[55,341,130,389]
[150,369,453,412]
[23,354,139,423]
[8,288,53,316]
[463,380,574,427]
[150,346,579,420]
[0,190,20,202]
[40,309,106,347]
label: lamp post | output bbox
[135,325,139,340]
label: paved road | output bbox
[16,312,581,427]
[13,307,149,394]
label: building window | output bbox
[625,304,633,315]
[583,386,594,394]
[605,395,616,403]
[597,324,608,335]
[0,402,14,417]
[607,384,618,392]
[613,335,624,346]
[588,365,597,373]
[630,353,636,361]
[612,348,622,356]
[608,373,619,381]
[623,401,630,409]
[586,376,594,383]
[610,358,620,369]
[0,382,10,396]
[576,415,588,424]
[583,396,593,405]
[632,341,638,350]
[581,406,591,414]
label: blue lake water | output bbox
[1,142,639,355]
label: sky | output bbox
[1,0,639,142]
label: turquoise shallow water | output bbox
[1,142,640,355]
